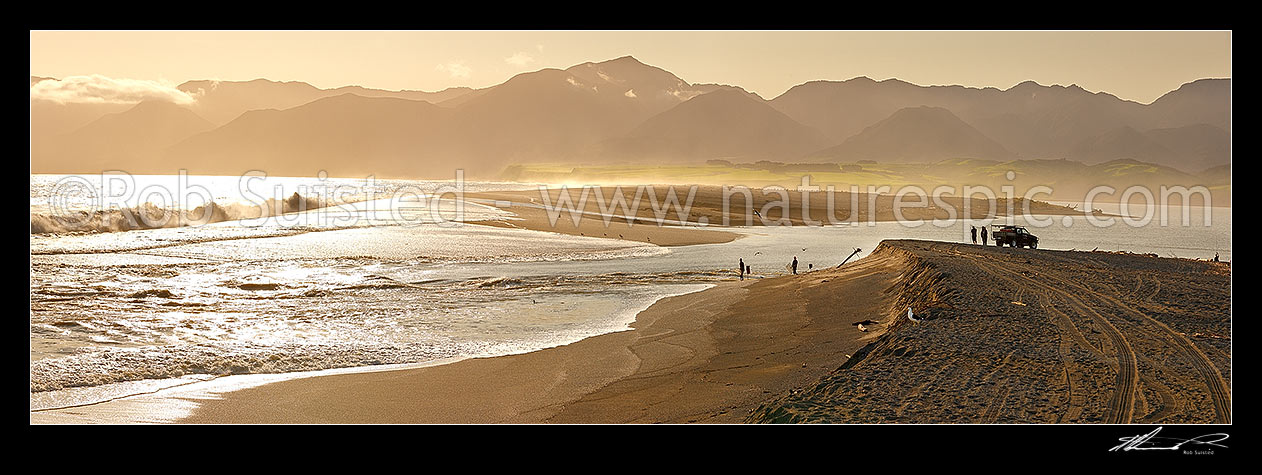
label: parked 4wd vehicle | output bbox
[991,225,1039,248]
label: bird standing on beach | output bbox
[907,307,924,322]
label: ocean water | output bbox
[29,174,1231,412]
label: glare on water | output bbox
[29,174,1230,411]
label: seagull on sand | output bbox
[907,307,925,322]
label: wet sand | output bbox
[469,194,741,247]
[179,248,906,423]
[49,239,1228,424]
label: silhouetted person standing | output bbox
[792,256,798,275]
[739,258,745,280]
[981,226,988,246]
[971,226,977,244]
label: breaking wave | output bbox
[30,192,328,235]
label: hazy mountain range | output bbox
[30,56,1230,178]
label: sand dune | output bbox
[750,240,1231,423]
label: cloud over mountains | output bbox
[30,75,198,105]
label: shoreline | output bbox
[31,239,1231,424]
[177,240,1231,424]
[29,282,716,424]
[459,188,1131,251]
[165,247,905,423]
[466,195,742,247]
[466,187,1099,232]
[29,356,472,424]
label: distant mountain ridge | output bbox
[167,93,456,178]
[30,57,1231,177]
[597,88,830,160]
[807,106,1016,162]
[32,100,215,173]
[769,76,1230,169]
[176,78,475,125]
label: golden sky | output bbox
[30,30,1231,104]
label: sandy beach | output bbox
[461,184,1090,249]
[29,193,1230,424]
[469,190,741,247]
[468,186,1085,235]
[29,32,1232,433]
[180,249,903,423]
[172,238,1230,424]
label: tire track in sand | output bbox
[1044,274,1231,424]
[971,259,1138,424]
[968,260,1093,422]
[980,379,1011,423]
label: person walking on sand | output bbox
[792,256,798,275]
[971,226,977,244]
[739,258,745,280]
[981,226,988,246]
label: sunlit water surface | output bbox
[29,175,1230,411]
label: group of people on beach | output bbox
[970,225,988,245]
